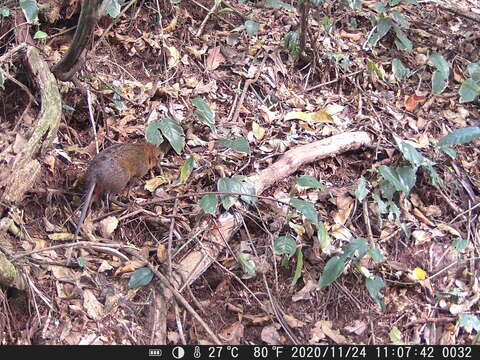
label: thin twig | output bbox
[231,56,267,124]
[168,198,179,279]
[86,89,99,154]
[305,70,363,92]
[0,69,38,106]
[196,0,221,37]
[121,247,223,345]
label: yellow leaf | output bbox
[252,121,265,140]
[166,46,180,68]
[407,267,427,281]
[436,224,461,237]
[145,176,168,192]
[284,110,334,124]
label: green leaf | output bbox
[217,177,238,210]
[192,97,215,133]
[145,121,164,146]
[355,176,369,202]
[159,117,185,154]
[296,176,325,189]
[274,236,297,258]
[373,190,388,214]
[264,0,294,9]
[291,248,303,286]
[33,30,48,39]
[62,104,75,111]
[366,275,385,310]
[368,248,384,264]
[432,70,448,94]
[368,17,392,47]
[0,7,10,17]
[430,53,450,77]
[20,0,39,23]
[379,179,396,201]
[378,165,416,194]
[112,90,125,110]
[437,126,480,146]
[425,165,443,187]
[389,326,405,345]
[128,267,154,289]
[290,198,318,226]
[106,0,121,17]
[0,70,5,90]
[440,146,456,159]
[245,20,259,37]
[459,313,480,332]
[391,10,410,28]
[366,59,384,79]
[459,78,480,103]
[397,141,434,169]
[318,256,345,288]
[393,26,412,51]
[217,136,250,154]
[77,256,87,268]
[232,176,256,205]
[179,156,194,184]
[467,62,480,81]
[217,177,256,210]
[236,251,256,276]
[430,54,449,94]
[452,237,468,255]
[317,221,330,251]
[341,238,369,261]
[392,58,410,80]
[284,31,300,59]
[199,194,218,214]
[374,2,386,13]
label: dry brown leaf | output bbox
[404,94,426,112]
[100,216,118,238]
[339,30,362,41]
[218,321,244,344]
[344,320,367,335]
[330,224,353,241]
[206,46,225,71]
[242,314,271,324]
[333,195,354,225]
[186,44,208,58]
[310,321,326,343]
[412,207,436,226]
[260,324,282,345]
[114,259,147,275]
[83,289,104,321]
[321,320,347,343]
[50,265,78,282]
[194,80,217,95]
[283,314,306,328]
[42,154,56,173]
[156,243,167,263]
[164,46,180,68]
[292,280,317,302]
[412,230,432,245]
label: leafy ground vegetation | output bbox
[0,0,479,345]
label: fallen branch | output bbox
[175,131,373,287]
[2,12,62,204]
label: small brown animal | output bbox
[74,142,160,239]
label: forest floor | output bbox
[0,0,479,345]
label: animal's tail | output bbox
[73,181,96,240]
